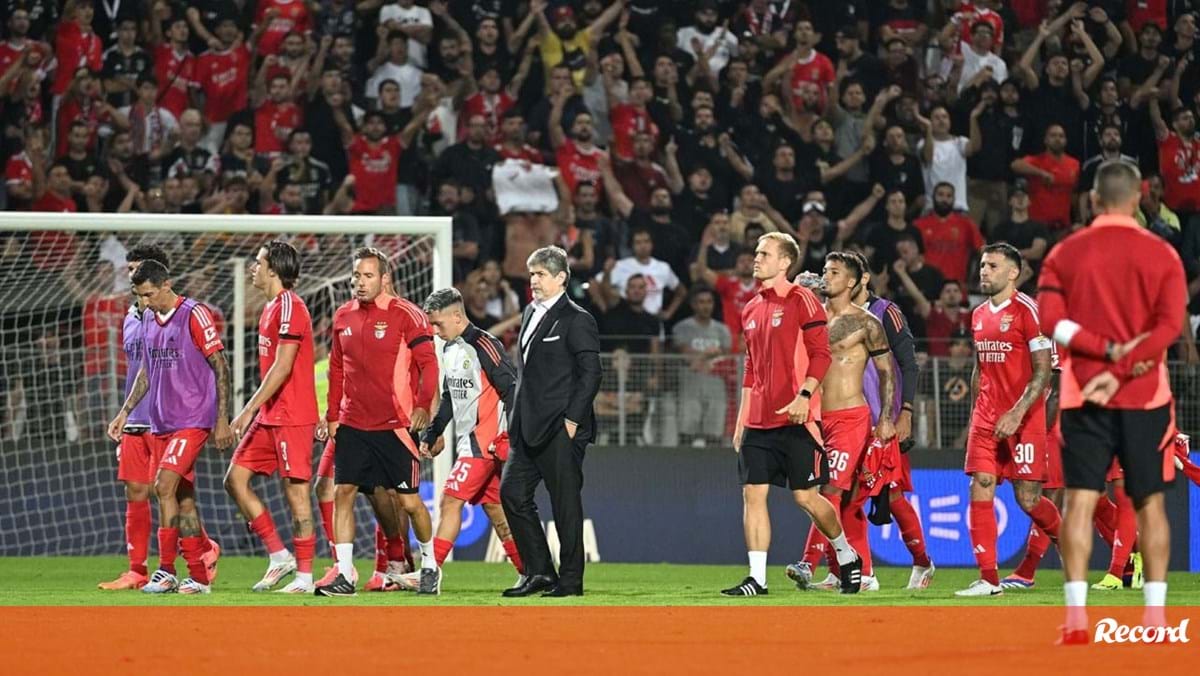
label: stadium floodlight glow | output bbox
[0,211,454,556]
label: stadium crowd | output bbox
[4,0,1200,365]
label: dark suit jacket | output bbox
[510,294,603,449]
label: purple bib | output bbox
[122,307,151,427]
[863,297,904,426]
[142,298,217,434]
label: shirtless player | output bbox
[793,252,897,591]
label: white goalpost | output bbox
[0,212,453,557]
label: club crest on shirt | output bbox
[771,309,784,327]
[999,313,1014,332]
[374,321,388,339]
[462,357,471,369]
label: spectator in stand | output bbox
[729,184,791,243]
[1011,123,1081,232]
[796,186,885,274]
[551,99,605,198]
[252,73,303,157]
[694,242,758,349]
[0,10,52,87]
[104,130,150,197]
[612,133,681,211]
[753,141,816,223]
[56,67,126,158]
[764,20,833,115]
[594,227,686,322]
[1081,77,1132,160]
[607,75,660,163]
[690,211,740,277]
[50,0,103,114]
[276,129,332,215]
[101,18,152,110]
[527,63,589,155]
[255,0,313,58]
[574,180,624,271]
[147,4,197,120]
[881,37,920,95]
[260,172,309,215]
[58,121,100,194]
[834,24,885,100]
[904,276,970,357]
[378,0,433,70]
[888,232,945,336]
[863,188,924,272]
[434,179,482,283]
[461,45,534,141]
[992,180,1049,292]
[944,20,1008,92]
[1140,175,1184,246]
[1014,13,1101,157]
[917,105,979,213]
[332,96,432,215]
[875,0,929,49]
[963,81,1019,234]
[535,0,622,91]
[304,69,356,183]
[673,287,732,447]
[1149,99,1200,228]
[1076,123,1137,223]
[599,153,692,284]
[119,75,179,175]
[162,110,218,186]
[677,0,738,80]
[217,120,269,185]
[366,28,423,109]
[913,182,984,285]
[4,129,39,211]
[431,113,500,215]
[871,124,927,219]
[204,173,251,215]
[195,17,257,154]
[33,161,79,213]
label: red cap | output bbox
[552,5,575,23]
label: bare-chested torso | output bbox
[822,303,881,411]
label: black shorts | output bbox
[333,425,420,494]
[738,425,828,490]
[1060,404,1173,501]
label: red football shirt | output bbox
[913,212,984,284]
[1157,132,1200,213]
[555,140,604,196]
[1037,215,1186,410]
[613,160,669,210]
[970,291,1052,431]
[256,0,313,56]
[257,289,318,426]
[740,280,832,430]
[33,192,77,212]
[348,134,402,213]
[953,4,1005,50]
[1022,152,1080,229]
[51,23,102,95]
[196,45,251,123]
[254,100,302,154]
[153,44,196,119]
[609,103,658,161]
[714,274,760,345]
[461,91,515,141]
[787,50,835,113]
[925,305,970,356]
[83,293,126,376]
[55,96,110,157]
[1127,0,1167,32]
[5,152,32,188]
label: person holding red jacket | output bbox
[723,232,862,597]
[314,246,439,598]
[1036,160,1187,643]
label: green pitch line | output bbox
[1,557,1197,607]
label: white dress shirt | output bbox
[521,290,565,362]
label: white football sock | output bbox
[1064,581,1089,630]
[295,572,313,586]
[748,551,767,587]
[830,533,858,566]
[269,549,291,564]
[419,539,436,570]
[335,544,355,579]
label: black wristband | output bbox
[799,389,812,399]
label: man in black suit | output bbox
[500,246,603,597]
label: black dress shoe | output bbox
[501,574,557,597]
[541,585,583,597]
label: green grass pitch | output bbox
[1,557,1198,606]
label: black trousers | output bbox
[500,424,586,589]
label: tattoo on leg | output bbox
[178,514,201,537]
[293,517,313,535]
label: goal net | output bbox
[0,212,452,557]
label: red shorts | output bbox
[888,452,914,493]
[116,430,153,484]
[965,425,1046,482]
[823,406,872,491]
[1044,423,1064,490]
[1106,457,1124,482]
[148,428,209,484]
[317,438,335,480]
[232,421,316,481]
[443,456,502,505]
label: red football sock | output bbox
[842,491,873,577]
[248,511,286,555]
[180,535,210,584]
[157,527,179,575]
[374,526,388,574]
[318,500,335,558]
[126,500,151,577]
[1013,525,1051,580]
[293,535,316,574]
[433,537,454,567]
[1109,485,1138,577]
[889,493,931,568]
[502,538,524,574]
[1027,496,1061,541]
[969,501,999,585]
[1093,496,1117,547]
[387,533,407,563]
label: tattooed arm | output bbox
[106,367,148,442]
[207,350,235,449]
[995,347,1051,440]
[865,317,896,441]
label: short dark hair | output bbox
[423,287,463,313]
[262,239,301,289]
[136,74,158,88]
[131,259,170,286]
[127,244,170,270]
[825,251,864,286]
[981,242,1022,268]
[690,286,716,303]
[353,246,391,277]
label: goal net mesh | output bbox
[0,216,445,557]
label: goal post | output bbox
[0,211,455,556]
